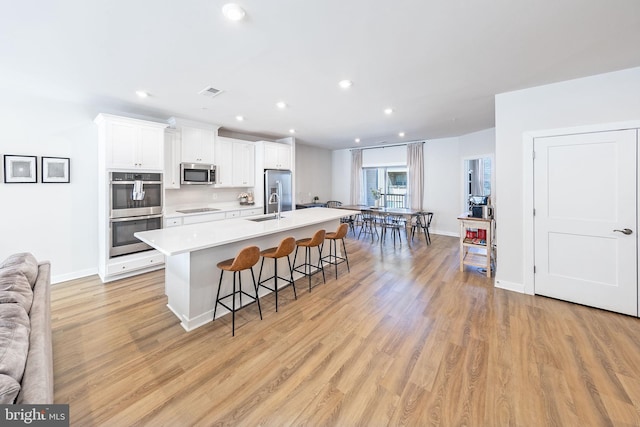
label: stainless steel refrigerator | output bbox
[264,169,292,214]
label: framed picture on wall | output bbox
[41,156,70,183]
[3,155,37,183]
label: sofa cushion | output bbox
[0,253,38,288]
[0,304,30,386]
[0,268,33,313]
[0,374,20,404]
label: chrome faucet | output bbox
[268,180,282,219]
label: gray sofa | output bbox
[0,253,53,404]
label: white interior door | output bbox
[534,129,638,316]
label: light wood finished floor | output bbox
[52,233,640,426]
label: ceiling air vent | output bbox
[198,86,223,98]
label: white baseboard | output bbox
[495,279,527,294]
[52,268,98,285]
[430,229,458,238]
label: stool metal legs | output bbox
[213,268,262,336]
[293,244,326,292]
[322,237,350,279]
[257,255,296,312]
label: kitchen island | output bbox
[135,207,358,331]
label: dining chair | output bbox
[411,212,434,245]
[357,211,378,241]
[380,214,404,246]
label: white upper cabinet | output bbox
[181,126,215,163]
[264,142,291,169]
[232,141,255,187]
[216,137,255,187]
[215,138,234,186]
[164,128,181,189]
[168,117,219,164]
[95,114,166,171]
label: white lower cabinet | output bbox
[182,212,226,224]
[105,251,164,277]
[240,208,263,217]
[165,217,183,227]
[165,207,263,228]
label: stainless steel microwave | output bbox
[180,163,217,185]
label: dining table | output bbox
[337,205,430,242]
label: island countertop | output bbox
[135,207,358,257]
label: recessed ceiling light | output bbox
[276,101,287,109]
[289,129,296,134]
[354,138,360,143]
[398,132,405,137]
[384,108,394,115]
[235,115,244,121]
[135,90,149,98]
[338,80,353,89]
[222,3,246,21]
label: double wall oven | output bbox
[109,172,163,257]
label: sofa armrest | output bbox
[16,261,53,404]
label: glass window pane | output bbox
[363,166,408,208]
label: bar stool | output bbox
[293,229,326,292]
[322,223,350,279]
[257,236,297,312]
[213,245,262,336]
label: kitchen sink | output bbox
[176,208,221,214]
[247,215,279,222]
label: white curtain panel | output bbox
[407,142,424,210]
[350,149,363,204]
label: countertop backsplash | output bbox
[165,186,252,208]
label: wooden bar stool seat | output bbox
[257,236,297,312]
[322,223,351,279]
[213,245,262,336]
[293,229,326,292]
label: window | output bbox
[363,167,407,207]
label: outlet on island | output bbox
[212,193,218,200]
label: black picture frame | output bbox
[41,156,70,183]
[3,155,37,183]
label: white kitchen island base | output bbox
[136,209,357,332]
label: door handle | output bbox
[613,228,633,235]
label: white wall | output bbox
[0,89,99,283]
[331,129,495,236]
[332,149,351,204]
[495,66,640,290]
[295,143,332,204]
[424,137,461,235]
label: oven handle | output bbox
[110,214,163,223]
[110,181,163,185]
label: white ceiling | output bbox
[1,0,640,149]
